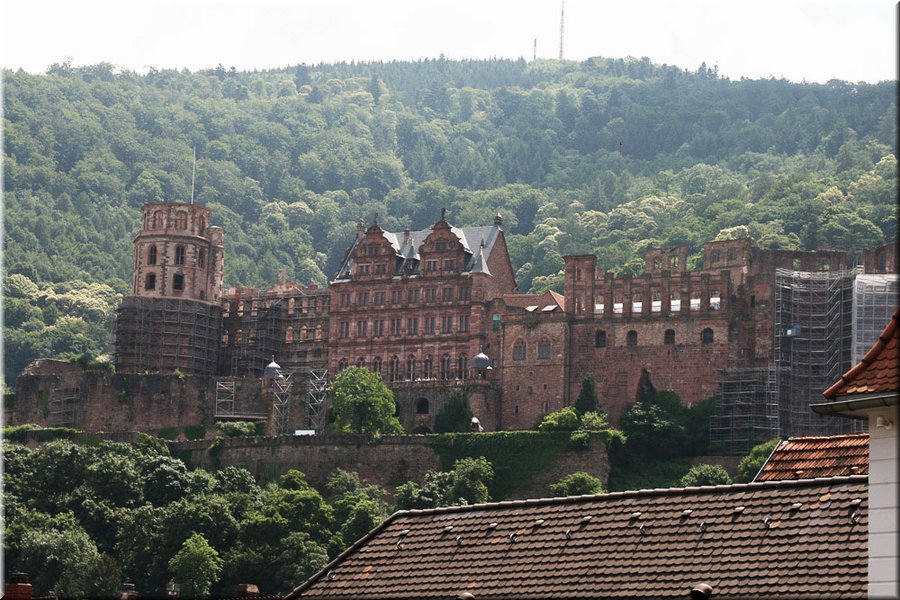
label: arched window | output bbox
[314,325,322,340]
[235,329,243,345]
[440,354,452,380]
[152,211,163,228]
[538,340,551,359]
[175,245,186,265]
[172,274,184,291]
[222,331,229,344]
[285,326,294,343]
[702,328,714,344]
[423,356,433,379]
[145,273,156,290]
[670,256,679,269]
[198,216,206,232]
[653,257,662,270]
[389,355,400,382]
[415,398,429,414]
[595,330,607,348]
[457,355,468,380]
[406,355,416,380]
[513,341,526,361]
[147,245,157,265]
[627,330,638,346]
[371,356,382,374]
[338,358,348,372]
[664,329,675,345]
[356,356,365,368]
[175,211,187,229]
[198,248,206,268]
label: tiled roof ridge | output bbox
[823,307,899,399]
[784,432,869,442]
[394,474,868,517]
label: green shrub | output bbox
[551,471,606,496]
[184,424,207,440]
[157,426,179,441]
[679,463,732,487]
[433,392,473,433]
[537,407,580,431]
[216,421,261,438]
[735,439,780,483]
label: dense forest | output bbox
[3,57,897,384]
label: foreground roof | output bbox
[756,434,868,481]
[822,309,899,400]
[288,476,867,600]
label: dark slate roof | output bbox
[334,223,501,281]
[823,308,899,399]
[756,434,869,481]
[287,476,868,600]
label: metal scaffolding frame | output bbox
[852,274,898,364]
[773,268,862,438]
[115,296,222,375]
[48,383,80,427]
[709,367,779,455]
[215,380,236,417]
[305,368,329,432]
[272,371,294,435]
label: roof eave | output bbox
[811,392,898,419]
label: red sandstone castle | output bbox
[8,202,896,450]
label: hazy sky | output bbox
[1,0,896,83]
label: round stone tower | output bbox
[115,202,225,375]
[132,202,224,302]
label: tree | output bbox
[168,533,223,598]
[537,407,580,431]
[679,464,732,487]
[433,391,473,433]
[395,457,494,509]
[550,472,606,496]
[574,373,599,415]
[330,366,402,435]
[735,439,780,483]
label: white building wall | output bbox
[868,405,898,599]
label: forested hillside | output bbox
[3,57,897,384]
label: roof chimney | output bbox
[4,573,32,600]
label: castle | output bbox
[9,202,897,451]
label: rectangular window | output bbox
[458,315,469,332]
[444,259,455,271]
[391,290,402,304]
[373,320,384,337]
[391,318,402,336]
[147,245,157,265]
[459,287,471,301]
[425,288,437,302]
[198,248,206,268]
[340,293,351,307]
[407,318,418,335]
[358,292,368,306]
[359,264,370,275]
[538,341,551,359]
[424,317,436,334]
[175,246,185,265]
[356,320,368,337]
[426,260,438,272]
[408,289,420,304]
[492,314,501,331]
[173,274,184,291]
[375,263,386,274]
[374,291,385,305]
[340,322,350,338]
[442,287,453,301]
[441,315,453,333]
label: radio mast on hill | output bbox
[559,0,565,60]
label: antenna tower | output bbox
[190,146,196,204]
[559,0,565,61]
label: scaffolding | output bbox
[305,368,329,432]
[709,367,779,455]
[773,268,862,438]
[272,371,294,435]
[215,380,236,417]
[852,274,898,364]
[115,296,222,375]
[48,384,80,427]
